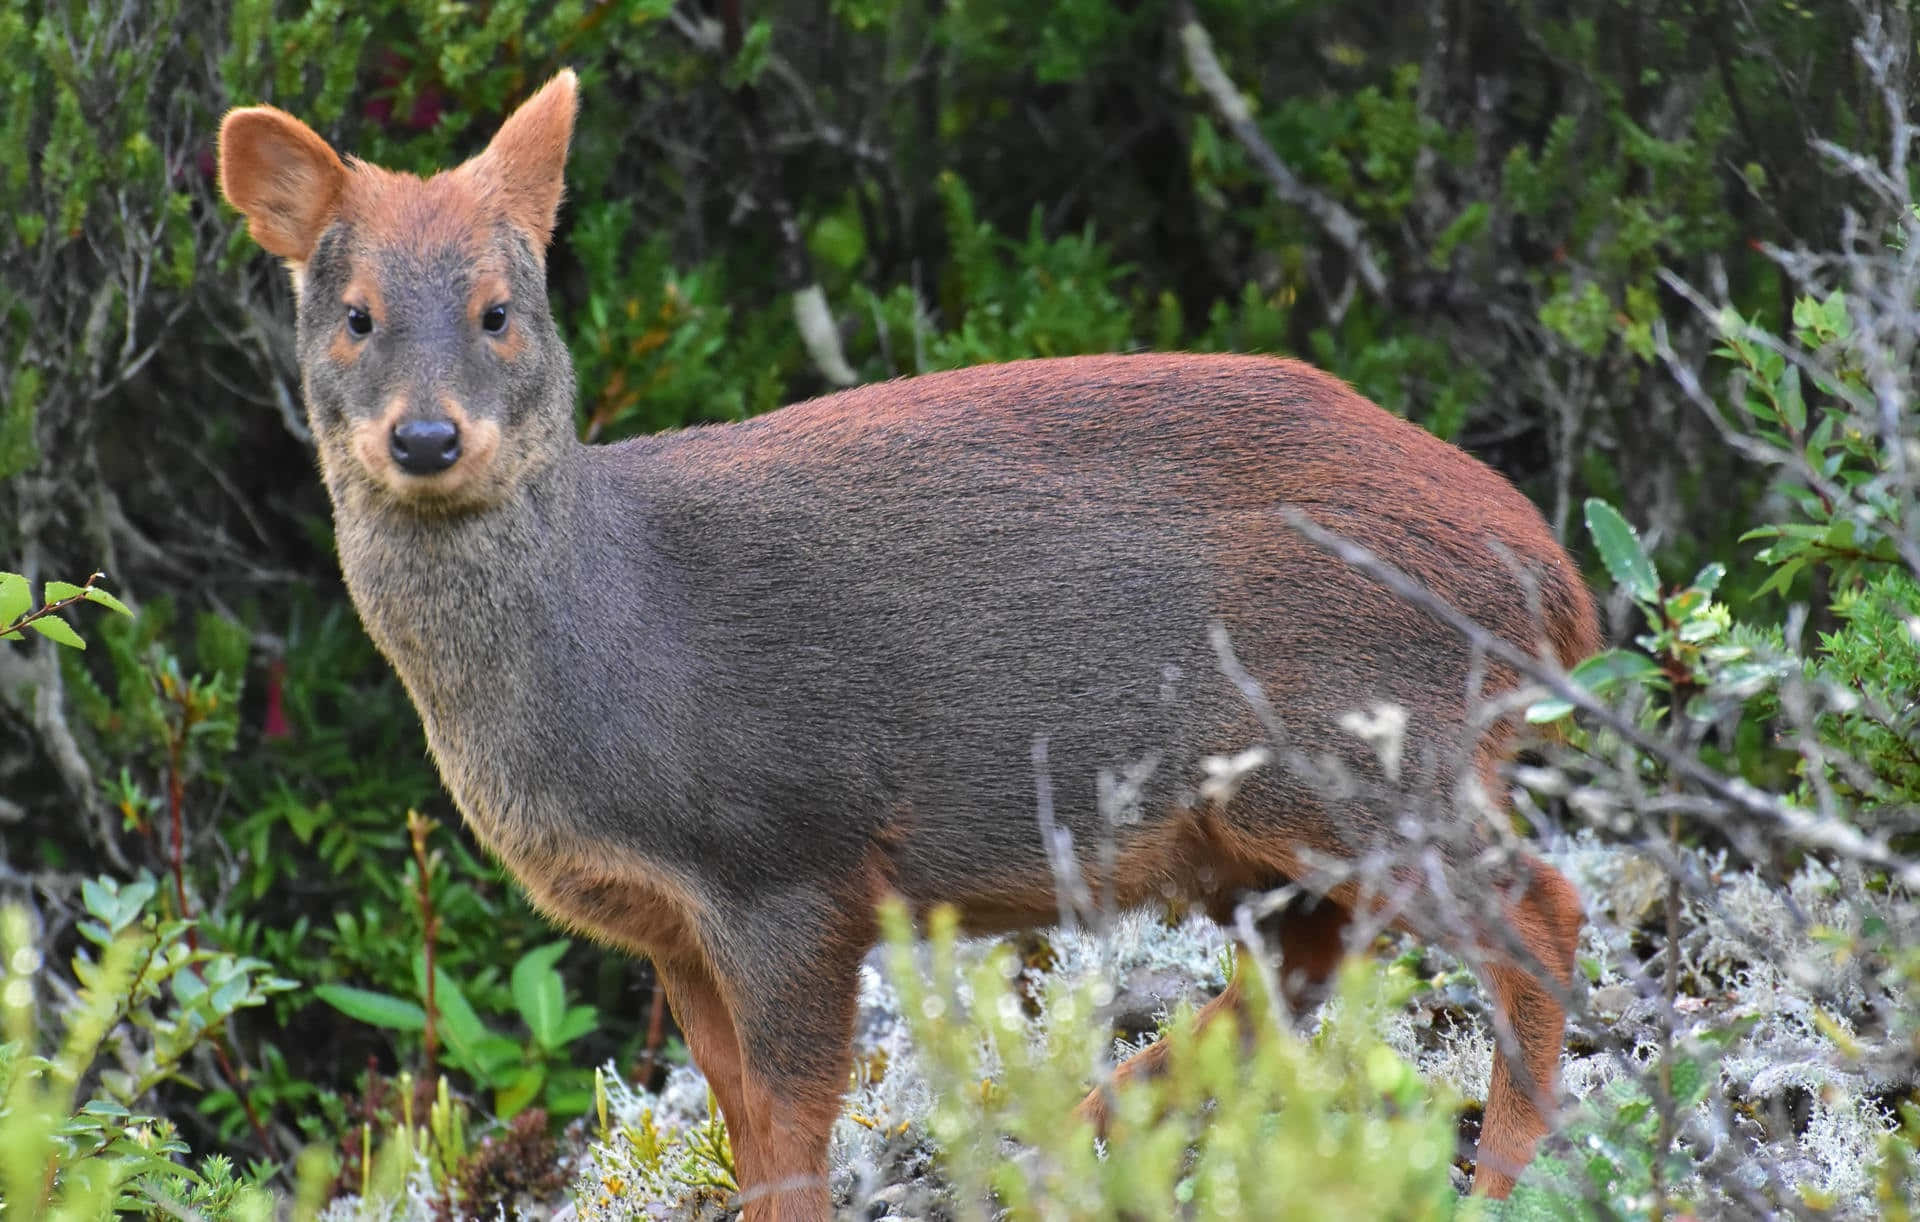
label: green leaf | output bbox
[1775,365,1804,433]
[1791,295,1820,334]
[1569,648,1663,694]
[1821,289,1850,339]
[471,1034,525,1079]
[1689,563,1726,596]
[27,615,86,649]
[118,877,158,925]
[511,941,570,1049]
[0,572,29,627]
[83,586,133,617]
[43,580,86,602]
[81,876,114,921]
[1528,649,1663,720]
[1664,588,1704,620]
[420,958,492,1076]
[495,1064,545,1119]
[1523,695,1575,724]
[1676,617,1722,644]
[1669,1054,1708,1109]
[315,985,426,1031]
[553,1003,599,1046]
[543,1071,597,1118]
[723,18,773,87]
[1584,498,1658,603]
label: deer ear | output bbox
[218,106,349,264]
[470,69,578,249]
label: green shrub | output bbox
[0,876,292,1220]
[879,902,1462,1221]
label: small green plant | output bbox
[573,1071,738,1218]
[311,811,599,1123]
[1795,570,1920,815]
[0,571,131,648]
[317,938,600,1120]
[1503,1030,1745,1221]
[1714,290,1908,598]
[1528,498,1773,728]
[335,1070,477,1215]
[877,900,1461,1220]
[0,875,293,1219]
[1513,284,1919,1217]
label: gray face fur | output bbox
[295,212,575,517]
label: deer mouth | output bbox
[351,394,505,511]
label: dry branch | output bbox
[1175,3,1388,303]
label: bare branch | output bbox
[1175,3,1388,302]
[1274,507,1920,889]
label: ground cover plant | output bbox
[3,0,1917,1218]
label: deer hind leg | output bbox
[1072,972,1245,1138]
[1269,890,1355,1016]
[1073,890,1355,1136]
[1466,856,1582,1198]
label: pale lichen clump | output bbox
[557,833,1912,1218]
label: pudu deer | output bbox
[219,70,1597,1219]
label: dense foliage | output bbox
[2,0,1917,1217]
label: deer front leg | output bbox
[693,892,872,1222]
[655,958,760,1179]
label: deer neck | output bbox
[329,443,588,736]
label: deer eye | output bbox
[345,306,373,337]
[482,303,509,334]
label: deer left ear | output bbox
[466,69,578,249]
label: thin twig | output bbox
[1174,2,1388,305]
[1273,507,1920,889]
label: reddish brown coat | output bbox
[219,72,1598,1219]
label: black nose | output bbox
[390,419,461,475]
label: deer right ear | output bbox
[218,106,349,266]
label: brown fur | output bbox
[218,106,350,262]
[348,395,504,508]
[219,71,1600,1220]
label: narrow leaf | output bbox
[424,961,492,1074]
[1584,499,1659,602]
[1568,648,1663,693]
[511,942,571,1048]
[44,581,86,602]
[495,1065,545,1119]
[1775,365,1804,433]
[1524,696,1574,724]
[553,1004,599,1045]
[315,985,427,1032]
[83,587,133,617]
[472,1034,526,1078]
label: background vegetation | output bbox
[2,0,1916,1217]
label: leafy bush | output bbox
[6,1,1920,1217]
[317,934,601,1121]
[0,875,291,1220]
[879,903,1461,1221]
